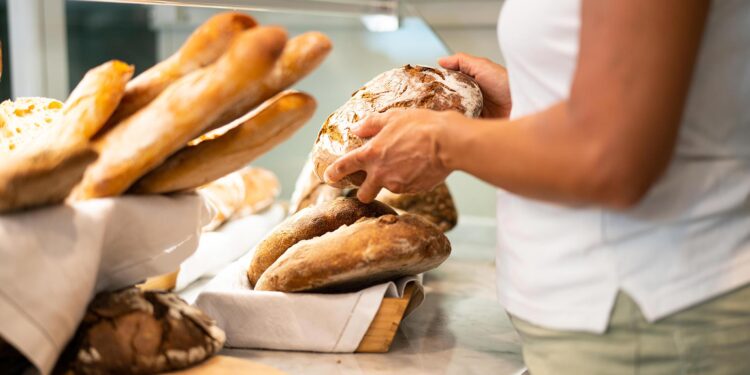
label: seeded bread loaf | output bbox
[254,213,451,292]
[247,197,395,286]
[312,64,483,188]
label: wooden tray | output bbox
[142,273,418,353]
[355,283,417,353]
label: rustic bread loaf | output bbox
[131,90,314,194]
[55,288,224,375]
[254,213,451,292]
[247,197,396,286]
[75,26,287,199]
[312,64,483,188]
[376,182,458,232]
[103,12,257,129]
[197,166,280,231]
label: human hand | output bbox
[324,109,458,203]
[439,53,512,119]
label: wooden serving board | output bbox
[164,355,286,374]
[355,283,417,353]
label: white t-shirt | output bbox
[496,0,750,333]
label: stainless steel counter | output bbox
[222,220,527,374]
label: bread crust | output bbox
[131,90,315,194]
[75,27,287,199]
[247,197,396,286]
[312,64,483,188]
[102,12,256,130]
[376,182,458,232]
[205,31,331,130]
[254,213,451,292]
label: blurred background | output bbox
[0,0,505,223]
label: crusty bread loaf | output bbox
[288,153,346,214]
[0,97,63,153]
[103,12,256,129]
[376,182,458,232]
[131,90,315,194]
[55,288,225,375]
[197,166,280,231]
[247,197,396,286]
[255,213,451,292]
[0,60,133,212]
[205,31,331,131]
[312,64,483,188]
[75,27,287,199]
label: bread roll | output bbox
[55,288,225,375]
[103,12,256,129]
[254,213,451,292]
[376,182,458,232]
[131,90,315,194]
[247,197,396,286]
[312,64,483,188]
[206,31,331,130]
[75,27,287,199]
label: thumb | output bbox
[438,53,480,78]
[351,114,387,138]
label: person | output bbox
[324,0,750,374]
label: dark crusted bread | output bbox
[254,213,451,292]
[247,197,396,286]
[55,288,224,375]
[375,182,458,232]
[312,64,482,188]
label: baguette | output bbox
[102,12,256,130]
[247,197,396,287]
[206,31,331,130]
[132,90,314,194]
[75,26,287,199]
[52,60,133,142]
[254,213,451,292]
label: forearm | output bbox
[440,103,650,209]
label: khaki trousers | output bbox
[510,284,750,375]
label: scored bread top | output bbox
[0,97,63,153]
[312,65,482,187]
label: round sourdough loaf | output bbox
[55,288,224,375]
[254,213,451,293]
[375,182,458,233]
[247,197,396,286]
[312,64,483,188]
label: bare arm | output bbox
[326,0,710,208]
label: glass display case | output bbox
[0,0,502,217]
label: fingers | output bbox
[324,147,368,184]
[351,113,387,138]
[356,177,382,203]
[438,53,487,78]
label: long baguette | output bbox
[132,90,315,194]
[75,26,287,199]
[54,60,133,142]
[102,12,256,130]
[205,31,331,130]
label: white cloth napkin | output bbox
[194,254,424,353]
[0,194,208,375]
[175,204,286,291]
